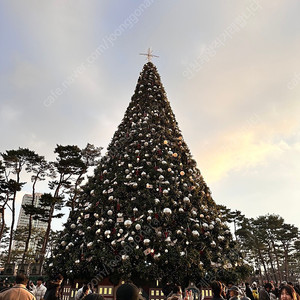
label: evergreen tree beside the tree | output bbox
[48,62,247,286]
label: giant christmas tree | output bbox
[48,62,245,286]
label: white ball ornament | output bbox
[124,220,132,228]
[154,198,160,204]
[94,213,99,218]
[163,189,169,194]
[183,197,190,203]
[147,216,152,221]
[148,210,153,215]
[154,253,161,260]
[119,228,124,233]
[104,230,111,236]
[203,223,208,229]
[180,171,185,176]
[128,236,134,242]
[87,242,93,248]
[179,208,184,213]
[96,229,101,234]
[75,260,80,264]
[135,224,141,230]
[133,207,138,213]
[192,230,200,237]
[122,255,129,261]
[61,241,66,246]
[143,239,150,245]
[211,241,216,247]
[200,214,204,218]
[70,224,76,229]
[163,208,172,215]
[209,224,214,230]
[107,210,113,216]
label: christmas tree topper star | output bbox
[139,48,159,62]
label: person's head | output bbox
[211,281,223,297]
[50,274,63,285]
[85,295,105,300]
[54,274,63,284]
[15,272,29,285]
[229,286,241,298]
[83,285,90,295]
[280,285,298,300]
[265,283,274,292]
[37,277,43,286]
[116,283,140,300]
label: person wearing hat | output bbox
[252,283,259,300]
[229,286,242,300]
[33,277,47,300]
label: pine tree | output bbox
[48,62,245,286]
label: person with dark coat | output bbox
[245,283,255,300]
[211,281,225,300]
[44,274,63,300]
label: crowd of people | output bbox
[209,281,300,300]
[0,273,141,300]
[1,273,300,300]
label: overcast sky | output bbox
[1,0,300,231]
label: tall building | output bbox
[13,193,47,253]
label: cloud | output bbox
[194,115,300,183]
[0,104,21,122]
